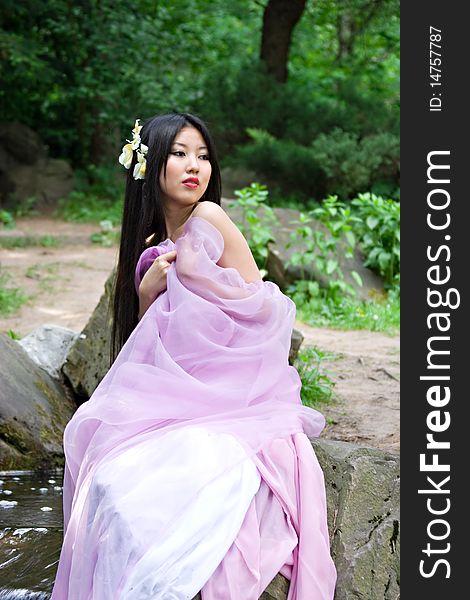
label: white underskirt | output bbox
[84,427,261,600]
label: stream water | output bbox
[0,470,63,599]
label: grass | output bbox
[0,235,64,249]
[56,191,123,225]
[90,220,120,247]
[25,263,66,293]
[54,165,124,225]
[294,346,338,408]
[0,272,28,316]
[6,329,21,340]
[290,290,400,335]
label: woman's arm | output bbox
[192,202,262,283]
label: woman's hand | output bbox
[138,249,177,319]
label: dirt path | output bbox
[0,218,118,336]
[1,217,399,454]
[295,322,400,453]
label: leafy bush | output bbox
[57,192,123,225]
[55,165,124,225]
[231,129,326,202]
[229,126,399,203]
[0,210,16,229]
[302,193,400,288]
[90,220,120,247]
[294,346,337,408]
[350,193,400,286]
[228,183,278,275]
[284,192,400,332]
[311,128,399,199]
[286,196,363,296]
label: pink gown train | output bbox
[51,216,337,599]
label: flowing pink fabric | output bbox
[51,216,337,599]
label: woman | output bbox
[51,113,337,599]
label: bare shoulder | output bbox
[191,201,232,230]
[191,201,261,283]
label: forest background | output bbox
[0,0,400,335]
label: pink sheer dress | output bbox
[51,216,337,599]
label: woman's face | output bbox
[159,126,212,208]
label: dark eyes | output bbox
[171,151,210,160]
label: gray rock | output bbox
[0,122,46,165]
[289,328,304,364]
[260,574,290,599]
[62,270,115,399]
[0,333,76,470]
[0,122,74,211]
[313,439,400,600]
[19,325,78,380]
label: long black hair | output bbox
[111,112,222,363]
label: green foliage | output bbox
[0,272,27,316]
[13,197,40,218]
[228,183,278,274]
[0,0,264,166]
[1,0,399,202]
[56,165,124,225]
[229,124,399,202]
[294,346,337,408]
[0,236,64,249]
[292,193,400,285]
[284,192,399,333]
[6,329,21,340]
[231,127,326,201]
[286,196,363,298]
[289,282,399,334]
[39,235,62,248]
[350,193,400,286]
[311,129,399,199]
[202,0,399,200]
[0,210,16,229]
[229,185,400,333]
[57,192,123,225]
[90,220,120,247]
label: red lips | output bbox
[183,177,199,184]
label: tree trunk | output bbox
[336,12,355,61]
[260,0,307,83]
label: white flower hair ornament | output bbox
[118,119,148,180]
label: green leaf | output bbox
[350,270,363,287]
[345,230,356,248]
[326,259,338,274]
[378,251,391,270]
[366,216,380,230]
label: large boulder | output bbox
[62,271,116,400]
[19,324,78,380]
[0,122,74,210]
[314,439,400,599]
[0,333,76,470]
[194,438,399,600]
